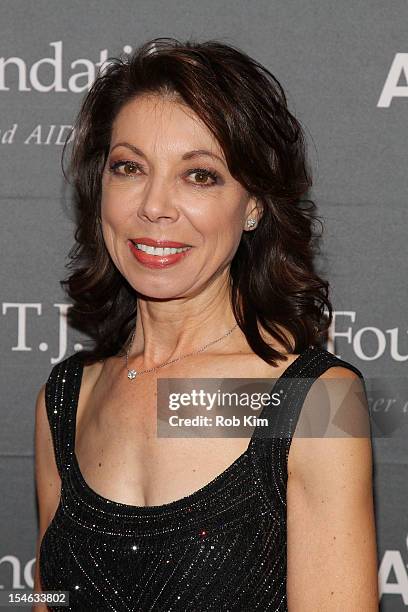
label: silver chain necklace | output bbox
[125,322,238,380]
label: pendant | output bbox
[127,369,137,380]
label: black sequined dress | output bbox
[39,346,364,611]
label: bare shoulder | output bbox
[288,363,369,480]
[317,364,361,380]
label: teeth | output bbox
[133,242,190,255]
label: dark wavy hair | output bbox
[61,36,332,366]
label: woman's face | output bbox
[101,93,258,299]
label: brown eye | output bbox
[188,168,219,186]
[109,160,141,177]
[123,162,138,175]
[194,171,210,184]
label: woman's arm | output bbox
[32,384,62,612]
[286,367,379,611]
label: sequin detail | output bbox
[39,347,363,611]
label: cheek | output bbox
[100,222,115,261]
[211,204,245,239]
[100,189,126,229]
[200,212,244,259]
[100,195,125,258]
[190,192,242,230]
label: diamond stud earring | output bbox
[246,218,257,229]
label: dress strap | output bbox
[44,352,83,480]
[250,346,367,510]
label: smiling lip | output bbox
[128,238,193,269]
[130,237,192,247]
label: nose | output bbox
[137,174,179,224]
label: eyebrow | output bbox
[110,142,226,168]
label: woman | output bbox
[33,37,378,610]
